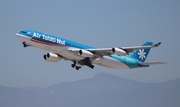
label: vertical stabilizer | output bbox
[130,41,153,62]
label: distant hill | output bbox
[0,73,180,107]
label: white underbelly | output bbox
[93,56,129,69]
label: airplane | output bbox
[16,30,165,70]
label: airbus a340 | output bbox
[16,30,165,70]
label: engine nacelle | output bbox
[111,47,127,56]
[43,53,61,62]
[78,50,93,57]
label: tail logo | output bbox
[138,49,146,60]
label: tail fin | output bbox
[130,41,153,62]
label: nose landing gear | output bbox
[22,42,30,47]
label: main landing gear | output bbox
[79,58,94,69]
[75,66,81,70]
[71,61,82,70]
[88,64,94,69]
[71,61,76,68]
[22,42,30,47]
[71,58,95,70]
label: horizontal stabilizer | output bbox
[138,61,166,66]
[153,42,161,47]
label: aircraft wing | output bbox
[67,42,161,57]
[84,42,161,56]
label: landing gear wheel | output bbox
[71,61,76,68]
[90,65,94,69]
[76,66,81,70]
[43,54,47,60]
[71,64,75,68]
[22,42,29,47]
[23,44,27,47]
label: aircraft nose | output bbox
[16,33,21,38]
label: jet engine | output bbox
[111,47,127,56]
[43,53,61,62]
[78,50,93,57]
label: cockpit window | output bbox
[20,31,27,34]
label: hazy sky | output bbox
[0,0,179,88]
